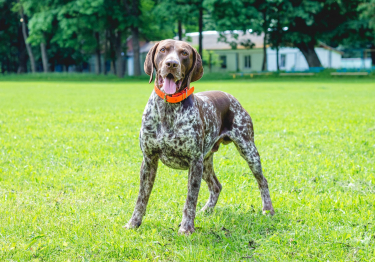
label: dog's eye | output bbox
[182,51,188,56]
[160,48,166,53]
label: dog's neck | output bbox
[153,91,194,132]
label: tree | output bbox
[198,0,203,59]
[56,0,107,74]
[1,0,36,73]
[0,0,17,73]
[207,0,267,69]
[154,0,196,41]
[22,0,60,72]
[267,0,289,71]
[271,0,364,68]
[55,0,128,75]
[123,0,181,77]
[122,0,141,76]
[358,0,375,65]
[153,0,207,59]
[131,0,141,76]
[14,0,36,73]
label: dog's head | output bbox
[144,39,203,95]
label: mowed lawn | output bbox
[1,79,375,261]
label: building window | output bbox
[244,55,251,68]
[280,54,286,68]
[220,55,227,69]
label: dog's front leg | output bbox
[125,155,158,229]
[179,156,204,234]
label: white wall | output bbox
[127,57,134,76]
[341,58,372,69]
[315,48,341,69]
[267,47,342,71]
[126,52,148,76]
[239,52,263,72]
[267,48,309,71]
[210,49,265,72]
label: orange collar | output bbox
[154,84,194,103]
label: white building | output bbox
[185,31,342,72]
[125,30,343,75]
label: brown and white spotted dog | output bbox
[125,39,275,234]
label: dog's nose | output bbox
[165,60,179,68]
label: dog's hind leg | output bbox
[231,131,275,215]
[201,154,222,212]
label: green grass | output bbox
[0,70,374,82]
[1,79,374,261]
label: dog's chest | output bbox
[140,93,203,168]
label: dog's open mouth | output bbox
[159,73,182,95]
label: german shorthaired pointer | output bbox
[125,39,274,234]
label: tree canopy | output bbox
[0,0,374,74]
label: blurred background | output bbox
[0,0,375,77]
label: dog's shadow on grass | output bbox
[146,205,291,242]
[198,206,290,236]
[125,206,292,259]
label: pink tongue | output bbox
[163,77,177,94]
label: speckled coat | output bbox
[125,40,274,234]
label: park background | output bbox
[1,0,375,261]
[1,0,375,75]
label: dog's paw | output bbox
[178,226,195,235]
[262,208,275,216]
[124,220,141,229]
[200,206,214,213]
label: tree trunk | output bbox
[94,32,102,75]
[370,44,375,66]
[112,60,117,75]
[17,24,27,73]
[198,0,203,60]
[115,31,124,78]
[262,32,267,71]
[132,26,141,76]
[178,20,182,40]
[129,0,141,76]
[19,3,36,73]
[208,52,212,72]
[276,7,281,72]
[103,30,108,75]
[109,30,116,75]
[261,10,267,71]
[50,60,55,72]
[40,42,49,73]
[295,42,322,68]
[6,56,10,73]
[276,46,280,71]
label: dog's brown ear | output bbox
[186,46,204,88]
[144,42,159,84]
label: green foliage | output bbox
[360,0,375,30]
[206,0,260,31]
[206,0,263,49]
[55,0,107,52]
[139,0,175,40]
[2,0,375,72]
[0,0,24,72]
[357,0,375,46]
[192,45,220,66]
[279,0,364,46]
[153,0,207,38]
[0,79,374,260]
[208,0,370,65]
